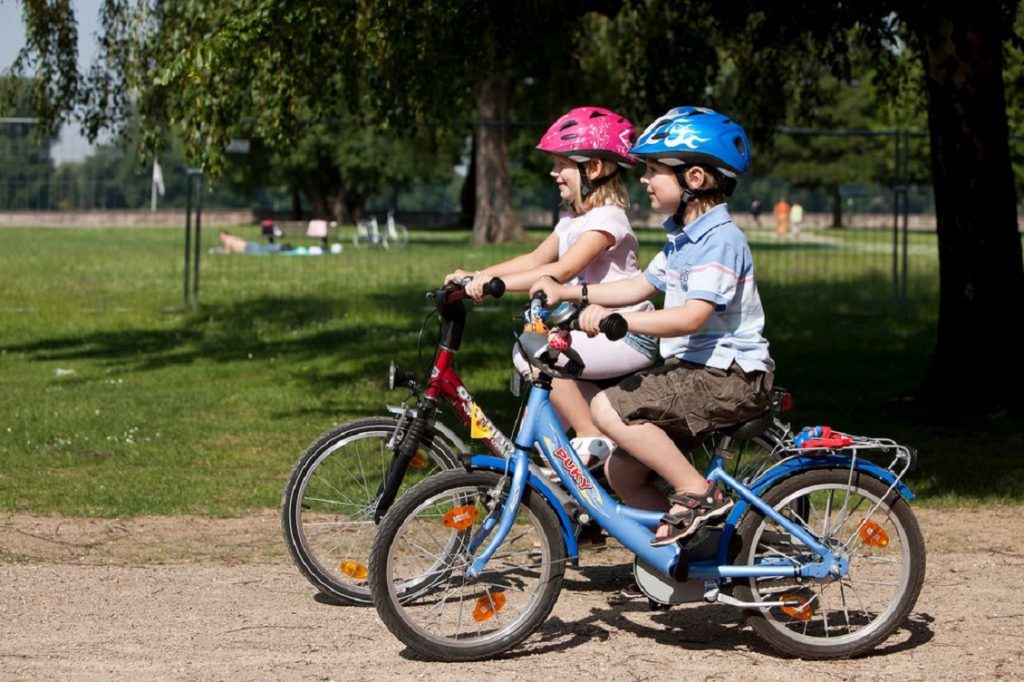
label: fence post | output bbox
[183,170,193,310]
[192,172,204,310]
[183,168,204,310]
[901,130,911,305]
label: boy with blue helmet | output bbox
[531,106,774,545]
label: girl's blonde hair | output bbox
[572,159,630,214]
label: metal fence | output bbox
[5,117,1017,314]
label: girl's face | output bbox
[550,155,581,203]
[640,160,682,213]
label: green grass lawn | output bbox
[0,224,1019,516]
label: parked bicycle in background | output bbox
[353,210,409,250]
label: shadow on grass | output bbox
[5,273,1022,502]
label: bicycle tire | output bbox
[733,468,925,658]
[281,417,457,604]
[390,224,409,249]
[370,470,566,661]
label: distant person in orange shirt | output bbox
[774,198,790,237]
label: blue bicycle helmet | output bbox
[631,106,750,177]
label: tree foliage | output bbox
[4,0,1024,404]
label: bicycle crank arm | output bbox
[703,587,802,609]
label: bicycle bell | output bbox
[546,302,577,328]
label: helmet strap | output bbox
[672,165,729,223]
[577,162,619,199]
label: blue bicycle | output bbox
[368,297,925,661]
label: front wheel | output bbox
[281,417,457,604]
[352,224,368,248]
[733,468,925,659]
[370,470,566,661]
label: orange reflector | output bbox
[780,593,814,621]
[859,519,889,547]
[441,505,479,531]
[340,560,368,580]
[472,591,506,622]
[409,451,428,469]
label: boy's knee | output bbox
[589,393,622,433]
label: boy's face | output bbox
[640,160,682,214]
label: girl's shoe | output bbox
[570,436,615,469]
[650,480,733,547]
[539,436,615,481]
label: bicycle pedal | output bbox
[679,527,711,549]
[647,598,672,611]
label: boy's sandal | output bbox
[649,483,733,547]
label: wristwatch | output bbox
[581,284,589,308]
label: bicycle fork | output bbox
[464,448,532,578]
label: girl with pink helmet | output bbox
[445,106,657,471]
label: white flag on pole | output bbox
[153,158,165,196]
[151,158,165,211]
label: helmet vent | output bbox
[651,132,669,140]
[559,121,578,132]
[733,136,746,156]
[589,111,606,118]
[561,133,579,140]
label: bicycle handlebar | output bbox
[530,292,629,341]
[430,277,506,305]
[596,314,629,341]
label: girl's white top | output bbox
[555,205,653,314]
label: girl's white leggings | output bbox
[513,330,655,381]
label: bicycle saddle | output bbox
[718,411,773,441]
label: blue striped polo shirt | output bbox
[643,204,774,373]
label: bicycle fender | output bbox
[716,455,915,565]
[468,454,579,560]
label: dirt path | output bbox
[2,507,1023,681]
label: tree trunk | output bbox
[291,185,302,220]
[473,75,524,244]
[911,5,1024,406]
[830,184,843,228]
[459,134,476,229]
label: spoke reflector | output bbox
[340,560,369,580]
[780,593,814,621]
[859,519,889,547]
[472,591,506,622]
[442,505,479,531]
[409,451,428,469]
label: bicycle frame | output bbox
[375,282,579,528]
[465,373,903,588]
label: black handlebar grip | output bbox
[600,313,628,341]
[483,278,506,299]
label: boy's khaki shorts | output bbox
[601,358,773,452]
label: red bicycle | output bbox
[281,278,557,604]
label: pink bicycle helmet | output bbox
[537,106,638,168]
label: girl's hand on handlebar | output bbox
[529,279,564,306]
[465,272,494,303]
[444,269,474,285]
[578,303,612,337]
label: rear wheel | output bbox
[370,470,566,661]
[281,417,456,604]
[386,223,409,249]
[734,469,925,658]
